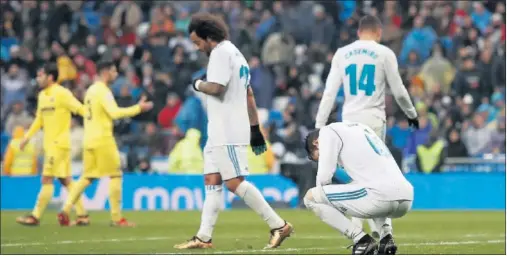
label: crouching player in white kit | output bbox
[315,15,419,246]
[304,122,414,255]
[174,13,293,250]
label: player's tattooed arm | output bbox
[246,86,259,125]
[196,81,226,97]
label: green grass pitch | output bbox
[1,210,505,254]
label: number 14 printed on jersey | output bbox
[345,64,376,96]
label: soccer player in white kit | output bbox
[174,13,293,250]
[314,15,419,251]
[304,121,414,255]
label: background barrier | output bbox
[1,172,505,210]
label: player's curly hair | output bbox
[188,12,229,42]
[304,129,320,161]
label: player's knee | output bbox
[204,173,222,186]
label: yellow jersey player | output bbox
[16,64,89,226]
[57,60,153,227]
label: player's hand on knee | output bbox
[407,118,419,130]
[250,125,267,155]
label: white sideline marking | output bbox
[165,240,506,254]
[1,234,504,248]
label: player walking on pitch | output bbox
[57,60,153,227]
[16,64,89,226]
[174,13,293,249]
[314,15,419,252]
[304,122,414,255]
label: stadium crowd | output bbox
[0,0,505,177]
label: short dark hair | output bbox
[41,63,59,82]
[358,15,383,31]
[188,12,229,42]
[96,60,115,73]
[304,129,320,160]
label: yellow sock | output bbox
[62,178,90,214]
[32,184,55,219]
[109,177,122,222]
[67,181,87,216]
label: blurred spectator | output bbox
[1,63,28,107]
[452,56,488,107]
[386,136,403,169]
[416,132,445,173]
[158,93,182,130]
[168,128,203,174]
[387,118,411,151]
[462,113,493,156]
[471,2,492,34]
[4,101,32,135]
[446,128,469,158]
[418,43,456,94]
[2,126,37,176]
[405,115,433,156]
[400,16,437,65]
[488,116,506,154]
[174,90,207,149]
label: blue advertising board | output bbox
[1,172,505,210]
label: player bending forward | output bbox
[16,64,89,226]
[315,15,419,244]
[58,60,153,227]
[304,122,413,255]
[174,13,293,249]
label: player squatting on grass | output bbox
[304,122,414,255]
[173,13,294,250]
[312,15,420,255]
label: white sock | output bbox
[367,219,379,233]
[234,181,285,230]
[306,200,365,243]
[197,185,223,242]
[351,217,364,229]
[373,217,393,238]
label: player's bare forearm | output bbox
[198,82,226,97]
[247,86,259,126]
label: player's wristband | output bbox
[193,79,203,91]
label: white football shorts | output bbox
[203,145,249,180]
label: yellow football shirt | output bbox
[25,83,84,150]
[83,81,141,148]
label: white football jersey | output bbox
[315,40,417,128]
[316,121,413,201]
[204,40,250,147]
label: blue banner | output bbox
[0,174,299,211]
[1,173,505,210]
